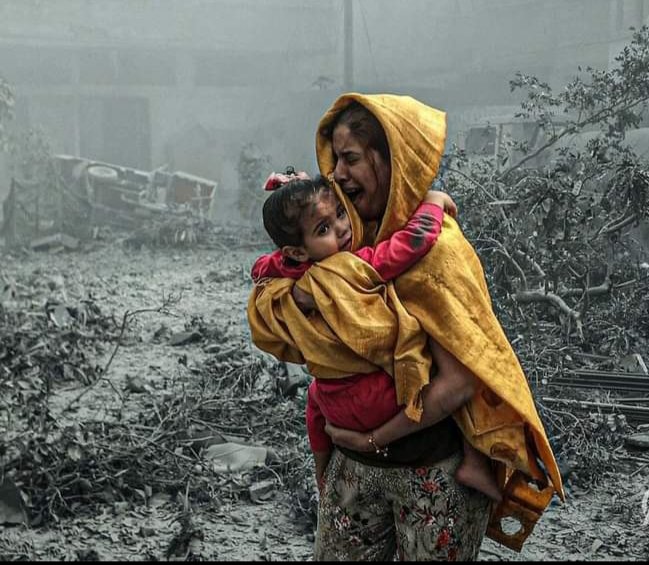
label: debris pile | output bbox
[2,155,218,250]
[0,274,316,529]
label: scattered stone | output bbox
[168,331,202,346]
[249,479,276,503]
[125,374,147,393]
[619,353,649,375]
[140,525,156,538]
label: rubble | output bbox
[2,155,218,249]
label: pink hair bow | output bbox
[263,168,311,191]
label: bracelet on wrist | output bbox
[368,433,389,458]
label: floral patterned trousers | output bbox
[314,449,491,561]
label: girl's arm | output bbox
[250,250,315,312]
[354,192,448,281]
[324,340,477,452]
[250,249,310,281]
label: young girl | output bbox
[251,170,501,502]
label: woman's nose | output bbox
[333,160,348,185]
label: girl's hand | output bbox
[425,190,458,218]
[324,422,374,453]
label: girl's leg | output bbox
[314,449,396,561]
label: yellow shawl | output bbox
[247,93,564,551]
[251,255,433,421]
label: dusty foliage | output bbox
[1,295,112,524]
[537,399,630,487]
[1,337,316,531]
[444,28,649,481]
[1,296,109,430]
[0,253,317,534]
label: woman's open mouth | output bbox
[344,187,362,203]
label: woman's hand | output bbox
[292,285,316,313]
[324,341,478,454]
[324,422,374,453]
[425,190,458,218]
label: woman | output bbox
[248,94,563,560]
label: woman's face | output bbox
[331,124,391,222]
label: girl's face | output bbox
[331,124,391,223]
[283,189,352,263]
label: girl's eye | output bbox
[317,224,329,236]
[337,206,346,218]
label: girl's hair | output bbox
[262,174,331,248]
[320,101,390,162]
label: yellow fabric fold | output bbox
[247,276,379,378]
[249,254,433,422]
[300,255,434,421]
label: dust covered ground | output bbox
[1,235,649,561]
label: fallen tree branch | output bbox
[514,288,583,338]
[597,213,638,238]
[558,277,638,298]
[514,289,578,317]
[558,278,611,298]
[483,237,528,289]
[513,250,546,278]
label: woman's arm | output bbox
[324,340,478,452]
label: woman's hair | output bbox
[320,101,390,162]
[262,174,331,248]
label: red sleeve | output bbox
[305,381,333,453]
[354,202,443,281]
[250,249,311,281]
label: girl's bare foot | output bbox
[455,442,503,503]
